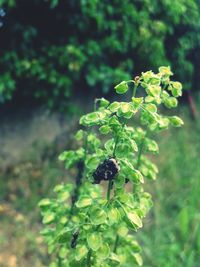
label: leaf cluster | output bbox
[0,0,199,107]
[39,67,183,266]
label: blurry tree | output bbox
[0,0,200,108]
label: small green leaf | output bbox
[76,197,92,208]
[87,232,102,251]
[98,243,110,260]
[104,138,115,154]
[159,66,173,76]
[42,212,55,224]
[145,139,159,153]
[58,191,70,202]
[169,116,184,127]
[117,225,129,237]
[146,85,161,97]
[99,125,111,134]
[38,198,51,207]
[170,81,182,97]
[163,97,178,108]
[145,103,157,113]
[125,211,142,229]
[109,102,120,112]
[90,207,107,225]
[132,97,143,108]
[99,98,110,107]
[49,262,58,267]
[109,253,121,263]
[114,81,129,94]
[107,207,121,225]
[53,184,64,193]
[132,253,143,266]
[86,155,100,169]
[75,245,88,261]
[75,129,84,140]
[59,247,68,258]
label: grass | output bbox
[0,101,200,266]
[138,104,200,267]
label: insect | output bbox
[71,229,79,249]
[93,157,120,184]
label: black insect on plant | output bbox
[93,158,120,184]
[70,229,79,249]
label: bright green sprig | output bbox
[39,66,183,267]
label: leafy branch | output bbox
[39,66,183,267]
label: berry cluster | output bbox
[93,158,120,184]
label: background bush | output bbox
[0,0,200,108]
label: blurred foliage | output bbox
[138,104,200,267]
[0,0,200,108]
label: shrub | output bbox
[39,66,183,266]
[0,0,199,107]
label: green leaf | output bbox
[169,116,184,127]
[59,247,68,258]
[38,198,51,208]
[159,66,173,76]
[80,111,109,126]
[76,197,92,208]
[87,232,102,251]
[132,253,143,266]
[86,155,100,169]
[58,191,70,202]
[145,139,159,153]
[75,129,84,140]
[157,116,170,130]
[117,102,134,119]
[109,102,120,112]
[122,160,144,183]
[90,207,107,225]
[114,81,129,94]
[125,211,142,229]
[99,125,111,134]
[99,98,110,108]
[75,245,88,261]
[146,85,161,97]
[109,115,121,127]
[163,97,178,108]
[104,138,115,154]
[53,184,64,193]
[109,253,121,263]
[98,243,110,260]
[145,103,157,113]
[170,81,182,97]
[42,212,55,224]
[132,97,143,108]
[49,262,58,267]
[117,225,129,237]
[107,207,121,225]
[115,142,131,158]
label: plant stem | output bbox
[113,234,119,253]
[136,137,145,169]
[133,83,138,97]
[107,179,113,202]
[133,137,145,195]
[87,249,92,267]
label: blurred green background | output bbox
[0,1,200,267]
